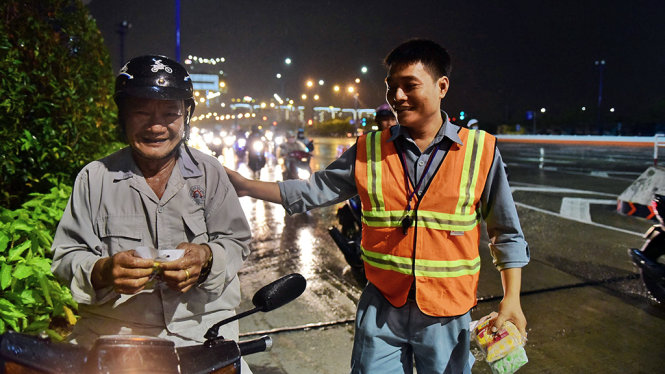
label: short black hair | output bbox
[384,38,452,79]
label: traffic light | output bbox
[459,111,465,120]
[361,117,367,127]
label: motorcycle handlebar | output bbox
[239,335,273,356]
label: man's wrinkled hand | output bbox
[159,243,211,293]
[93,250,156,294]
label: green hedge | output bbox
[0,0,118,209]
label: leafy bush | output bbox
[0,0,118,209]
[0,183,77,340]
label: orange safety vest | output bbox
[355,127,496,316]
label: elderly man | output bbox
[51,55,252,372]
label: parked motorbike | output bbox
[328,196,366,284]
[282,150,312,180]
[629,194,665,303]
[0,273,307,374]
[247,137,267,176]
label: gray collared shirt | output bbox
[51,145,251,346]
[279,114,529,269]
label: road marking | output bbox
[514,201,643,237]
[511,186,616,197]
[509,185,642,236]
[559,198,617,222]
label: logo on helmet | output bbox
[151,59,173,74]
[119,63,134,79]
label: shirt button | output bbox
[418,160,425,166]
[158,206,164,213]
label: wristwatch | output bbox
[197,245,213,285]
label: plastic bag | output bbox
[470,314,528,374]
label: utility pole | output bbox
[595,60,606,134]
[116,20,131,66]
[174,0,181,61]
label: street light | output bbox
[361,66,368,74]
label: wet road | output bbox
[223,137,665,373]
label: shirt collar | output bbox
[111,145,202,181]
[387,111,464,146]
[179,145,203,178]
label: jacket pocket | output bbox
[97,215,145,254]
[182,212,208,243]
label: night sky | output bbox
[86,0,665,127]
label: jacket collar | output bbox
[387,111,464,146]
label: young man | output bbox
[51,55,253,372]
[226,39,529,373]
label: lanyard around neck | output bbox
[400,144,439,213]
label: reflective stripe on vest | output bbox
[361,245,481,277]
[362,129,485,232]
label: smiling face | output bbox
[385,61,449,129]
[123,98,185,162]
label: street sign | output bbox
[190,73,219,91]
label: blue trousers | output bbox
[350,283,473,373]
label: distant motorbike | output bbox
[282,150,312,180]
[0,273,307,374]
[328,195,366,284]
[629,194,665,303]
[247,136,267,175]
[234,134,247,160]
[296,129,314,153]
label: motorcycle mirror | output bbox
[252,273,307,312]
[204,273,307,341]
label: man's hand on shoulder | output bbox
[223,166,283,203]
[224,166,249,196]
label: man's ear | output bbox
[438,76,450,99]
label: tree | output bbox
[0,0,118,209]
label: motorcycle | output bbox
[247,136,267,176]
[629,194,665,303]
[282,150,312,180]
[233,133,247,161]
[296,129,314,153]
[0,273,307,374]
[328,196,366,284]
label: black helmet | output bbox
[114,55,196,138]
[115,55,194,103]
[374,103,394,121]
